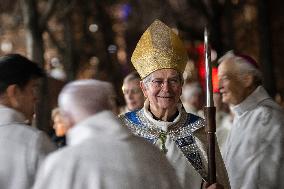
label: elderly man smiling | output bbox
[218,51,284,189]
[119,20,230,189]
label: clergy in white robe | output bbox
[218,51,284,189]
[0,54,56,189]
[33,79,182,189]
[0,105,56,189]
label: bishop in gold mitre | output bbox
[131,19,188,79]
[120,19,230,189]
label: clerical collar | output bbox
[231,85,270,117]
[149,109,179,122]
[0,105,27,126]
[142,99,183,132]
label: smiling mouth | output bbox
[158,96,172,98]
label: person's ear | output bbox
[6,84,20,108]
[243,74,254,88]
[140,81,148,98]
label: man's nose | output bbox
[128,93,134,99]
[161,81,170,91]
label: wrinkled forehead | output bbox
[218,59,239,76]
[150,68,180,78]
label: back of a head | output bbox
[58,79,113,122]
[0,54,45,94]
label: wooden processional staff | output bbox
[204,28,217,185]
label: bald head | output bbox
[58,79,115,125]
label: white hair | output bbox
[142,74,152,87]
[182,82,202,101]
[58,79,115,123]
[218,51,262,86]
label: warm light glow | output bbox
[231,0,239,5]
[1,40,13,53]
[89,24,98,32]
[89,56,99,66]
[195,43,219,93]
[172,28,179,35]
[244,5,256,22]
[117,49,127,64]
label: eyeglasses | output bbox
[123,88,142,95]
[150,78,181,88]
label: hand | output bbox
[203,182,224,189]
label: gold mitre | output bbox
[131,19,188,79]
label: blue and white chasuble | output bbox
[119,102,231,189]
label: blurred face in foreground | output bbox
[141,69,182,119]
[123,79,144,111]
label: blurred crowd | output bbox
[0,20,284,189]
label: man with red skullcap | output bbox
[218,51,284,189]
